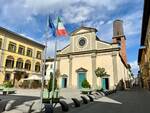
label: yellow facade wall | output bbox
[0,28,44,84]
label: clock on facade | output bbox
[78,37,87,47]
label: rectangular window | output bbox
[36,51,41,59]
[26,48,32,57]
[18,45,25,55]
[50,64,53,69]
[8,42,16,52]
[0,38,2,49]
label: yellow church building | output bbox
[56,20,131,90]
[0,27,45,87]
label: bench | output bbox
[2,88,16,95]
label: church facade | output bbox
[56,20,131,90]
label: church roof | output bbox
[96,36,112,45]
[70,26,97,36]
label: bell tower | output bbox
[112,20,127,65]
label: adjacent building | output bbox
[0,27,45,87]
[54,20,131,90]
[138,0,150,89]
[45,58,54,80]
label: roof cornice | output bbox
[0,26,45,49]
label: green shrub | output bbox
[81,79,91,88]
[3,81,13,88]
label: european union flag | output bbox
[48,16,56,37]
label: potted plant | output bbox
[81,79,91,94]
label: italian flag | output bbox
[56,17,68,37]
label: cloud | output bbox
[46,38,69,57]
[0,0,143,59]
[129,60,139,75]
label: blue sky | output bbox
[0,0,144,75]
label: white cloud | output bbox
[0,0,134,25]
[63,5,94,23]
[129,60,139,75]
[0,0,143,58]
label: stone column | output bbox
[91,53,97,89]
[112,52,118,85]
[69,56,73,88]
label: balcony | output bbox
[13,68,26,72]
[5,67,14,72]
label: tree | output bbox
[95,67,107,77]
[81,79,91,88]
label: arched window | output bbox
[25,60,31,70]
[35,62,40,72]
[5,56,14,68]
[16,58,23,69]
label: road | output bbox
[63,88,150,113]
[0,94,39,108]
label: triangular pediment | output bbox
[76,67,88,72]
[71,26,97,36]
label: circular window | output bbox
[79,38,86,47]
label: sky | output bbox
[0,0,144,75]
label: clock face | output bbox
[79,38,86,47]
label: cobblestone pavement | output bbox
[66,87,150,113]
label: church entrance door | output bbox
[102,78,109,90]
[78,72,86,89]
[62,77,67,88]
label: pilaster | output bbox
[112,52,118,85]
[69,55,73,87]
[91,53,97,89]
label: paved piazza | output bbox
[1,87,150,113]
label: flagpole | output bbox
[52,37,57,99]
[40,16,49,111]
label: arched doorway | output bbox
[76,67,87,89]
